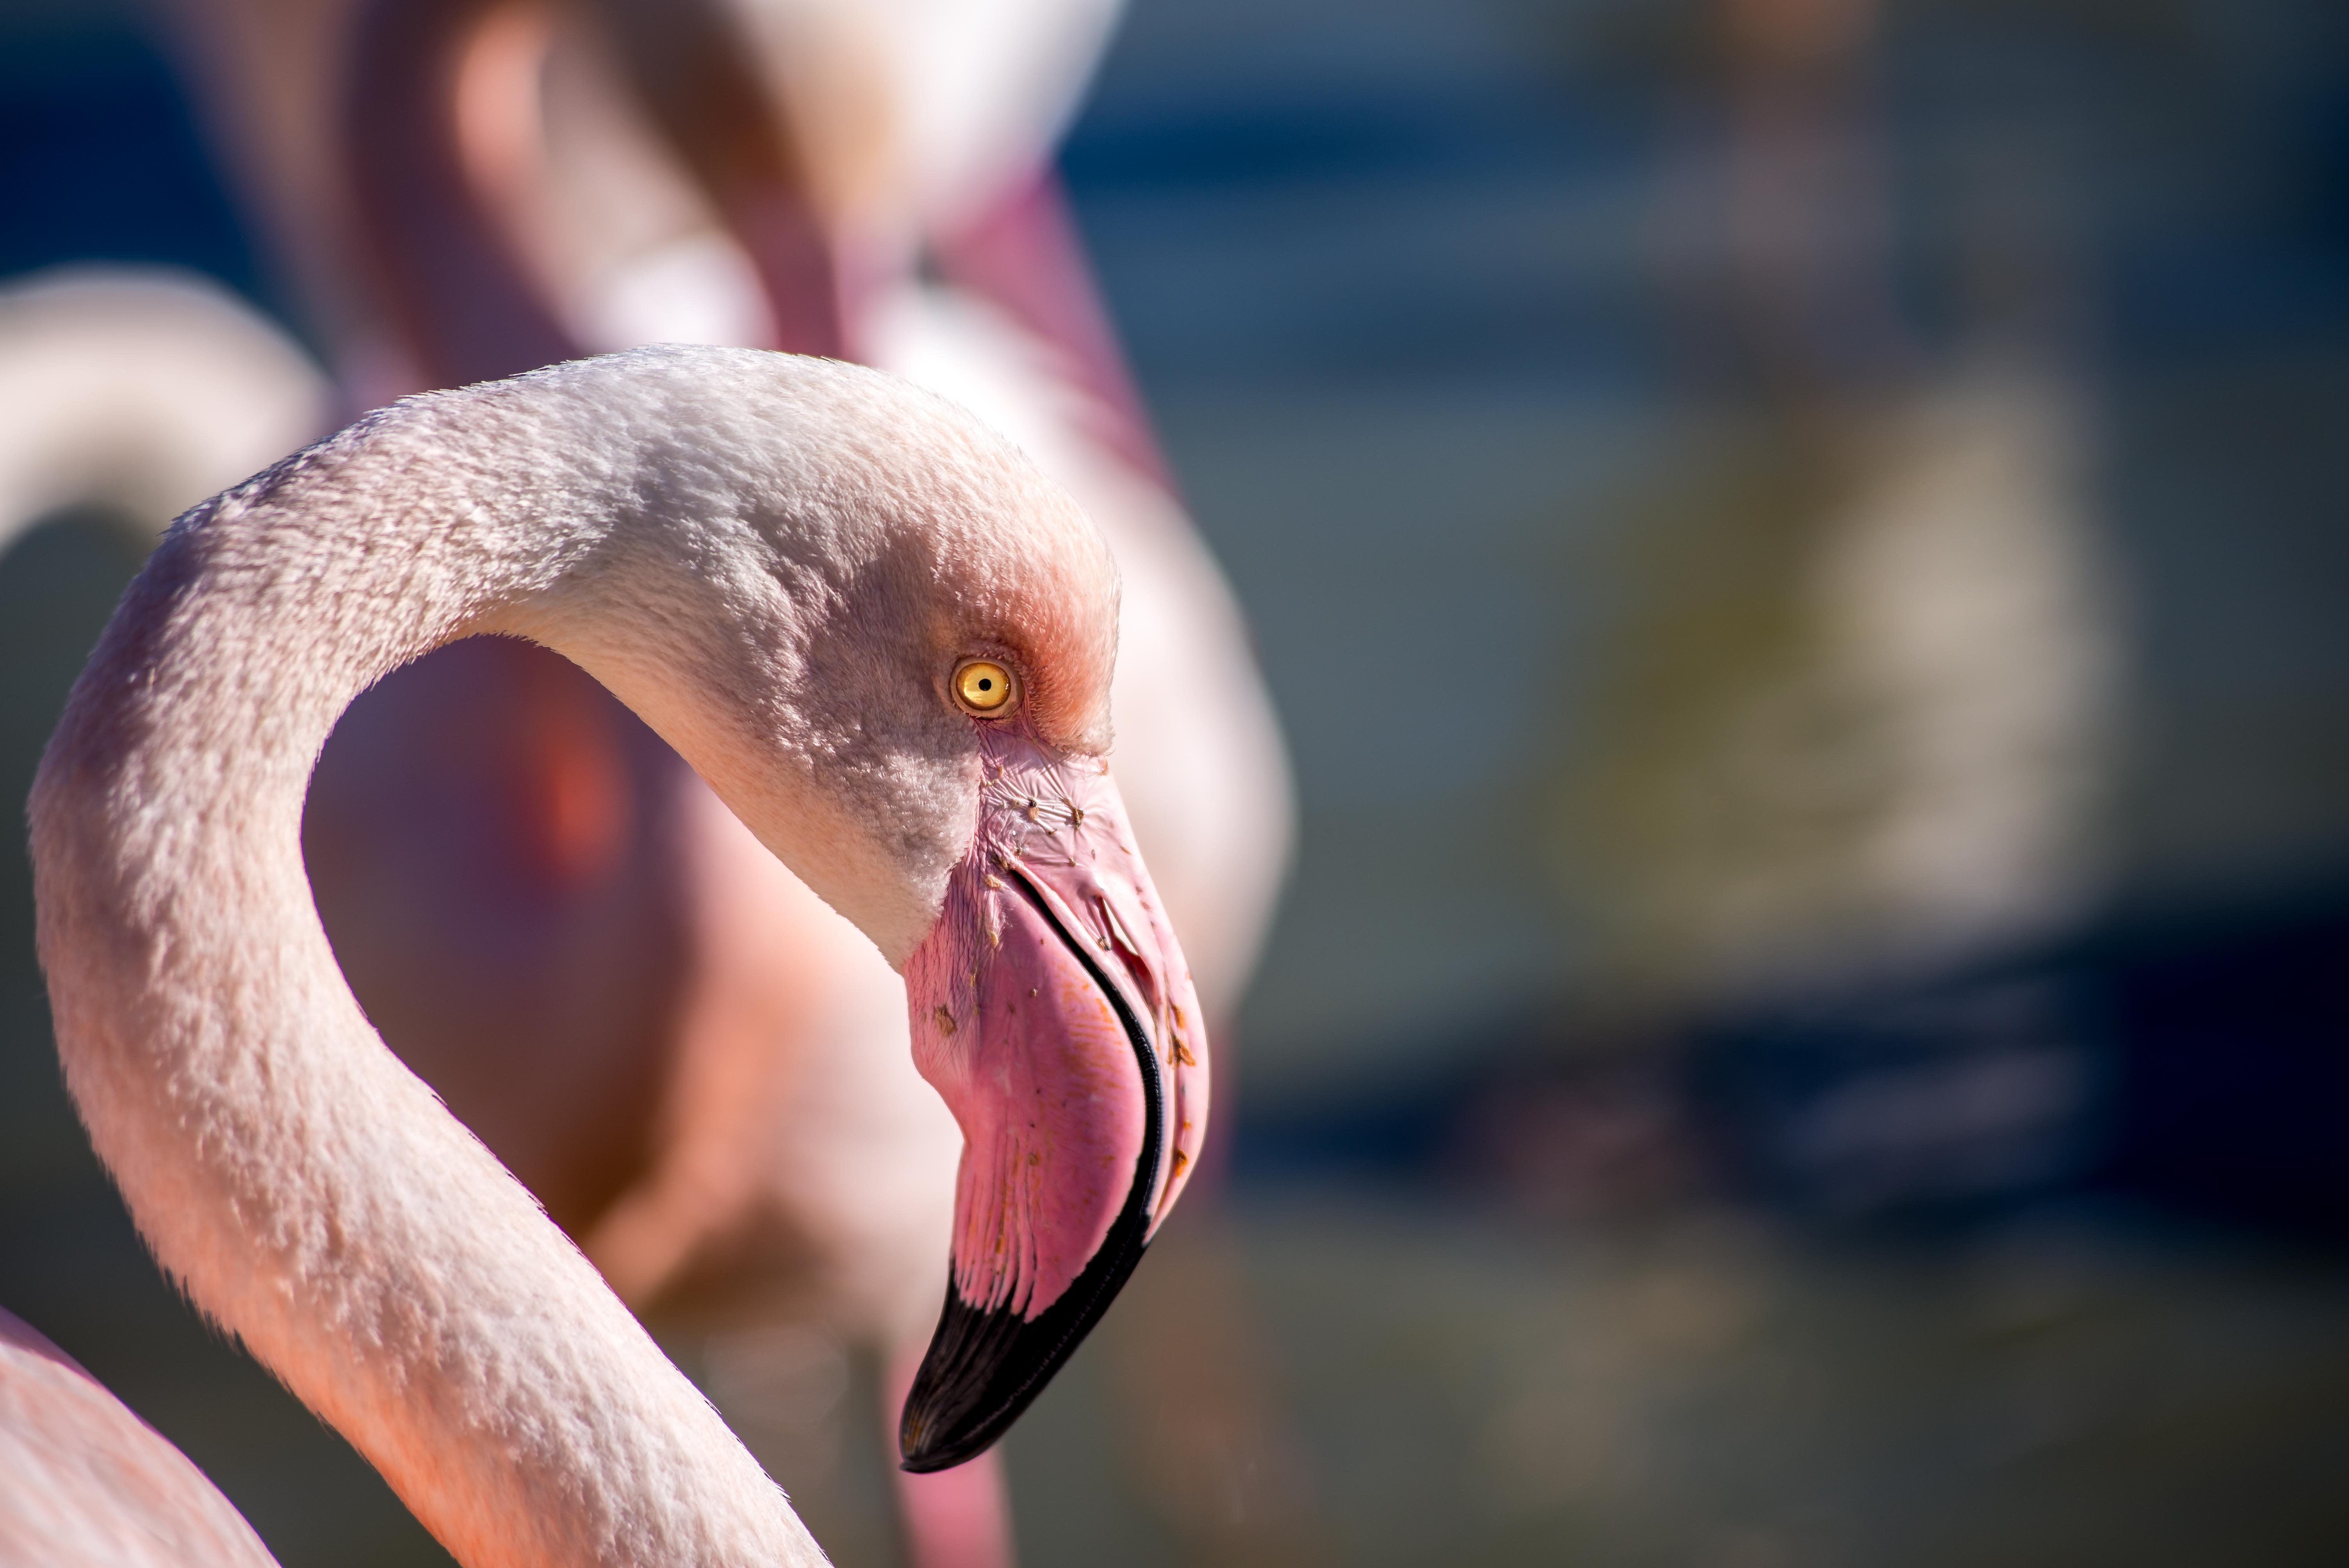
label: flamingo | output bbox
[139,3,1287,1556]
[11,344,1211,1561]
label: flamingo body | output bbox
[0,1310,277,1568]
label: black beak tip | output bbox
[896,1223,1155,1473]
[894,1291,1089,1474]
[897,1379,995,1474]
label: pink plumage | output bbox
[0,1309,279,1568]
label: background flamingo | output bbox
[0,1306,278,1568]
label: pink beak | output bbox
[898,727,1210,1470]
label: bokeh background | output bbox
[5,0,2349,1563]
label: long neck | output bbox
[28,364,829,1567]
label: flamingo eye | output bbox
[952,658,1018,717]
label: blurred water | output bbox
[1069,0,2349,1095]
[1066,1195,2349,1566]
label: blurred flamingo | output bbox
[2,1308,279,1568]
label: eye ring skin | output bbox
[950,657,1020,718]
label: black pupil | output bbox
[978,678,993,691]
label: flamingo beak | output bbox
[898,729,1209,1472]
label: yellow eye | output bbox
[952,658,1018,716]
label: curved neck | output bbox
[29,360,829,1567]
